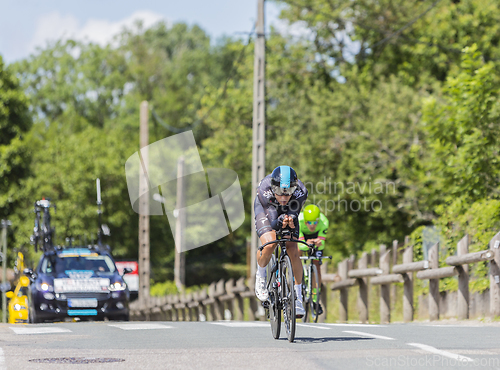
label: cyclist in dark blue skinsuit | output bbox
[254,165,308,317]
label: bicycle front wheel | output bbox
[310,263,320,323]
[267,253,280,339]
[281,255,296,343]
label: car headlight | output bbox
[109,282,126,291]
[36,281,54,292]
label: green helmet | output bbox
[303,204,320,222]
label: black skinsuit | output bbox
[254,174,308,238]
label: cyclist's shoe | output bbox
[316,303,324,316]
[295,299,305,318]
[255,275,269,301]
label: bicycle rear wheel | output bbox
[310,264,320,323]
[267,253,280,339]
[281,255,296,342]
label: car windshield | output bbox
[41,255,116,275]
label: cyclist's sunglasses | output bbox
[271,185,297,196]
[306,221,318,225]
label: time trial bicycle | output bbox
[300,246,332,323]
[258,229,312,343]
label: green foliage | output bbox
[150,280,208,297]
[150,280,179,296]
[0,54,32,204]
[4,1,500,290]
[0,54,32,267]
[424,45,500,207]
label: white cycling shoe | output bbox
[255,275,269,301]
[295,299,305,317]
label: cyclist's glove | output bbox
[288,214,298,227]
[309,248,323,258]
[275,214,287,229]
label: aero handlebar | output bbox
[258,238,311,251]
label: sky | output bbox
[0,0,289,65]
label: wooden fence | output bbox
[130,277,260,322]
[130,231,500,323]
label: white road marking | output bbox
[343,330,395,340]
[419,324,484,328]
[321,323,387,328]
[297,324,331,330]
[407,343,474,362]
[0,347,5,370]
[210,321,269,328]
[10,326,72,335]
[107,323,173,330]
[455,350,498,355]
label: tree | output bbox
[423,45,500,225]
[0,54,32,220]
[10,22,251,283]
[274,0,500,87]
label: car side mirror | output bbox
[122,267,133,275]
[5,291,14,299]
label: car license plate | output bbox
[54,278,110,293]
[68,298,98,308]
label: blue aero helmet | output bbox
[270,166,298,196]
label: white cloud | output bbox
[27,10,166,54]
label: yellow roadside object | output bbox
[7,276,30,324]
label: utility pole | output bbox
[138,101,150,319]
[250,0,266,281]
[174,157,186,292]
[2,220,11,323]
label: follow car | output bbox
[26,245,131,323]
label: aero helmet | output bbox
[270,166,298,196]
[303,204,320,222]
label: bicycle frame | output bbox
[31,200,55,252]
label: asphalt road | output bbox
[1,320,500,369]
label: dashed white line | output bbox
[210,321,269,328]
[407,343,474,362]
[297,324,331,330]
[343,330,395,340]
[0,347,5,370]
[10,327,72,335]
[107,323,173,330]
